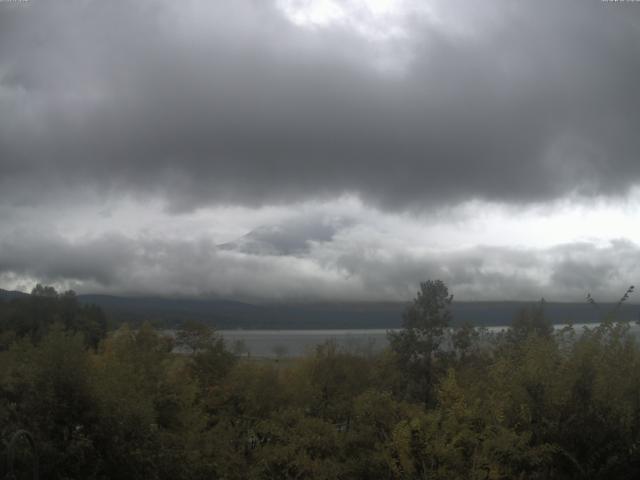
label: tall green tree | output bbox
[388,280,453,405]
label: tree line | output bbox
[1,282,640,479]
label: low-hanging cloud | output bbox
[1,219,638,302]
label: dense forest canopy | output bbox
[0,285,107,350]
[1,282,640,479]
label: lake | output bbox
[219,329,392,357]
[219,323,640,358]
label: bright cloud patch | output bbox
[1,195,639,301]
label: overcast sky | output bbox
[1,0,639,302]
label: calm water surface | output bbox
[219,329,390,357]
[219,323,640,358]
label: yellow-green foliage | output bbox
[3,314,640,478]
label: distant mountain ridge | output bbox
[3,289,639,329]
[0,288,30,300]
[70,297,640,329]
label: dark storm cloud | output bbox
[1,0,639,210]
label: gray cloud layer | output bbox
[1,1,639,211]
[1,218,638,302]
[1,1,639,301]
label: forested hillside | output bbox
[72,295,640,329]
[2,282,640,479]
[5,288,639,329]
